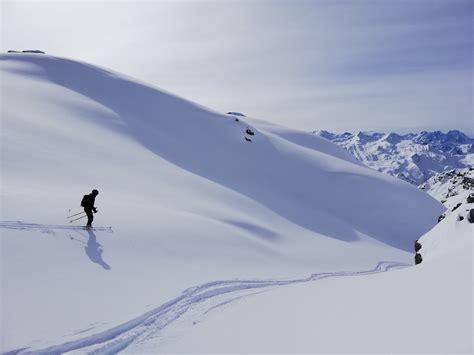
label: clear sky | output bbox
[1,0,473,134]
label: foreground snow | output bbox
[1,53,445,352]
[154,212,473,354]
[14,261,407,353]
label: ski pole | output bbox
[69,214,87,223]
[68,211,85,218]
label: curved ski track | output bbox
[14,261,407,354]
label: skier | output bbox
[81,189,99,228]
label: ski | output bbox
[0,221,113,232]
[80,226,112,231]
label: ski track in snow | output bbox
[11,260,408,354]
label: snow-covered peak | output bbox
[414,130,473,146]
[382,132,403,144]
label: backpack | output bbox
[81,194,89,207]
[414,253,422,265]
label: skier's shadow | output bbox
[84,229,111,270]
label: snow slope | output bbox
[1,53,443,352]
[314,130,474,185]
[155,210,473,354]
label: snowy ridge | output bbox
[420,167,474,201]
[15,261,406,354]
[314,129,474,185]
[420,167,474,220]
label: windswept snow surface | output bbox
[1,54,443,352]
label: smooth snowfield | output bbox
[1,54,443,352]
[19,261,408,354]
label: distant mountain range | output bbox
[314,130,474,185]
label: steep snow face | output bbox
[1,54,443,352]
[1,54,441,249]
[314,130,474,185]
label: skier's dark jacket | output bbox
[81,194,96,209]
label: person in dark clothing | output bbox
[81,189,99,227]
